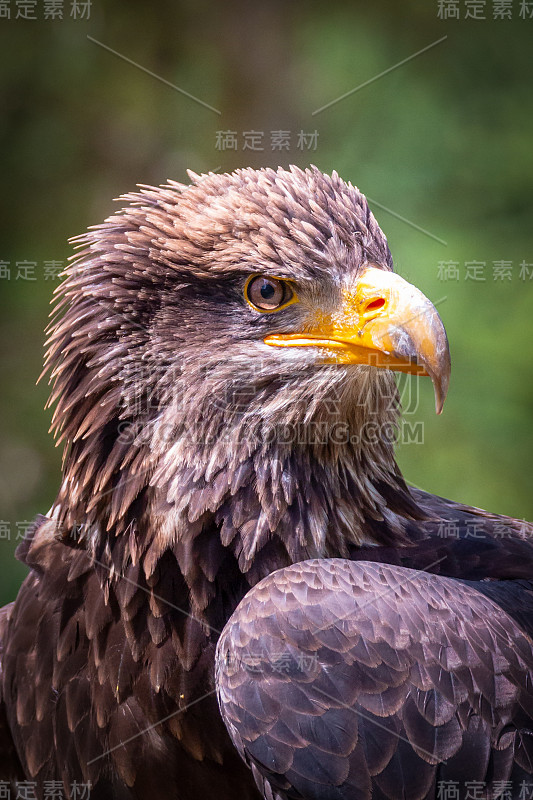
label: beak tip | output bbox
[431,359,450,416]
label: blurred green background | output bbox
[1,0,532,605]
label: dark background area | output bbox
[1,0,532,604]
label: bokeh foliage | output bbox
[0,0,532,605]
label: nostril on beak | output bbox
[361,297,386,317]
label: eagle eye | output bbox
[245,275,296,313]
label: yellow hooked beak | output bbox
[264,266,451,414]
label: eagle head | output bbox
[44,166,450,596]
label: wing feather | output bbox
[216,559,533,800]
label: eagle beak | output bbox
[264,266,451,414]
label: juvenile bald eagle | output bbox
[0,167,532,800]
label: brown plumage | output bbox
[217,560,533,800]
[0,166,532,799]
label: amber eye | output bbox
[245,276,294,312]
